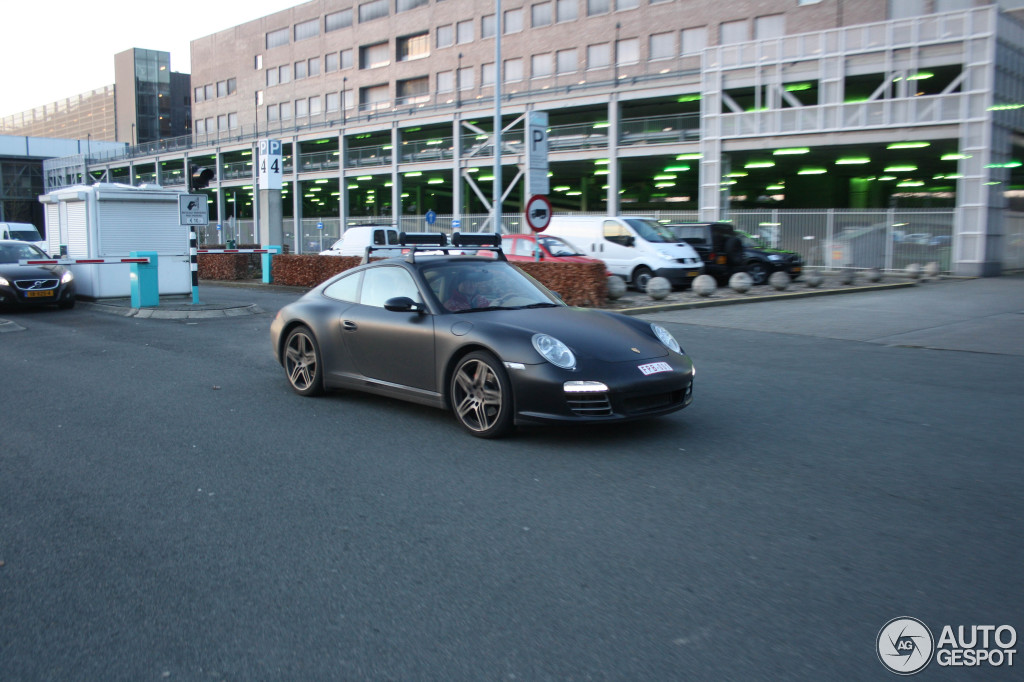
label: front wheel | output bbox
[632,266,654,292]
[746,261,769,285]
[284,326,324,396]
[450,351,513,438]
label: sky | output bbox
[1,1,303,116]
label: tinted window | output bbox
[323,271,361,302]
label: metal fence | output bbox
[192,208,1024,274]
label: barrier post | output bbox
[262,245,282,284]
[129,251,159,308]
[189,228,201,304]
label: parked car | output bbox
[669,222,747,284]
[271,232,695,438]
[319,225,400,257]
[501,233,608,270]
[0,222,48,253]
[0,241,76,309]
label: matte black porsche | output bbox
[0,241,76,310]
[270,233,695,438]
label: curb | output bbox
[77,301,264,319]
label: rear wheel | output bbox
[450,351,513,438]
[632,266,654,292]
[284,326,324,396]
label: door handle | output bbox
[343,320,357,331]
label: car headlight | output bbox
[61,271,74,283]
[0,276,9,286]
[768,254,783,261]
[532,333,576,370]
[651,323,682,354]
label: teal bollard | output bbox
[262,245,282,284]
[130,251,159,308]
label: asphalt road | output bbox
[1,277,1022,680]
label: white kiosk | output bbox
[39,184,192,299]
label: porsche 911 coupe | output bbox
[270,233,695,438]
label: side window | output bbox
[323,271,361,302]
[603,220,633,246]
[360,266,420,307]
[515,239,535,257]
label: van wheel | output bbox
[632,266,654,291]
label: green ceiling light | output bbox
[908,71,934,81]
[314,178,330,183]
[878,176,897,181]
[479,174,495,181]
[986,161,1023,168]
[677,153,703,160]
[664,165,690,172]
[566,191,582,196]
[784,83,813,92]
[844,97,870,103]
[593,122,610,129]
[356,176,372,181]
[725,172,748,178]
[942,153,971,160]
[348,184,359,189]
[594,159,610,165]
[988,103,1024,111]
[655,182,676,188]
[654,174,678,181]
[553,185,571,192]
[773,147,810,155]
[887,141,930,149]
[836,157,870,165]
[798,168,827,175]
[897,180,925,187]
[309,187,322,192]
[384,182,393,187]
[315,139,331,144]
[428,178,444,184]
[677,94,701,103]
[465,167,479,173]
[426,139,443,145]
[404,171,422,177]
[884,165,917,173]
[594,169,609,176]
[745,161,776,168]
[766,184,785,190]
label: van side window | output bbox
[603,220,633,246]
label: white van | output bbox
[543,216,703,289]
[319,225,400,257]
[0,222,48,253]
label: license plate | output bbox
[638,362,672,376]
[26,290,54,298]
[791,266,802,274]
[687,271,699,277]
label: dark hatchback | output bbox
[0,241,76,309]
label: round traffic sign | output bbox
[525,195,552,232]
[425,209,437,225]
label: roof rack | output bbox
[362,231,506,263]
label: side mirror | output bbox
[384,296,423,313]
[625,236,636,248]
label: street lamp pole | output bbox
[493,0,502,234]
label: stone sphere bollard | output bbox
[838,269,856,285]
[692,274,717,297]
[906,263,922,280]
[803,271,823,288]
[606,275,627,300]
[768,271,790,291]
[728,271,753,293]
[865,267,882,282]
[924,261,941,279]
[646,276,672,300]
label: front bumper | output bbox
[507,354,695,426]
[0,281,76,307]
[654,265,703,288]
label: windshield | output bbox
[0,242,46,263]
[10,228,42,241]
[739,231,766,248]
[424,260,563,313]
[538,235,582,257]
[624,218,676,244]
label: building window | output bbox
[217,81,228,97]
[280,100,292,120]
[228,112,239,129]
[617,0,639,9]
[309,96,322,116]
[397,77,430,104]
[532,54,554,79]
[720,19,748,45]
[398,32,430,61]
[889,0,926,13]
[437,24,454,48]
[326,9,353,31]
[616,38,639,65]
[650,32,674,60]
[458,66,474,91]
[504,57,524,83]
[754,15,784,40]
[204,84,214,100]
[504,8,524,34]
[556,48,577,74]
[456,20,474,44]
[681,26,707,55]
[196,118,206,133]
[397,0,428,10]
[267,106,279,123]
[267,68,279,86]
[482,62,496,87]
[361,84,390,111]
[482,14,496,39]
[217,115,228,132]
[556,0,577,22]
[326,92,340,111]
[532,2,552,27]
[295,60,308,80]
[340,49,354,69]
[587,43,611,70]
[361,42,390,69]
[194,87,205,103]
[587,0,610,16]
[266,28,289,49]
[437,70,454,93]
[255,55,263,70]
[308,58,320,77]
[294,18,319,41]
[359,0,389,22]
[227,78,237,95]
[256,90,264,105]
[326,52,339,72]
